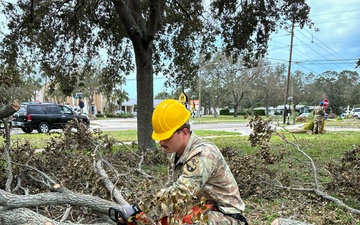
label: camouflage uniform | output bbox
[312,106,325,134]
[142,133,246,224]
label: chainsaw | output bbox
[108,204,213,225]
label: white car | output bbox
[114,110,125,114]
[298,113,311,118]
[350,108,360,118]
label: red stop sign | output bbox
[323,99,329,107]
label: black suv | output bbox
[11,103,90,133]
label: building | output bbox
[34,83,166,116]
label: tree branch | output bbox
[273,126,360,215]
[0,206,111,225]
[0,99,20,118]
[0,189,117,213]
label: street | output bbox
[9,118,359,135]
[89,118,253,135]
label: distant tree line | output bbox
[156,54,360,116]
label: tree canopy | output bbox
[0,0,313,150]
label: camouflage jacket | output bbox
[141,133,245,221]
[312,106,325,121]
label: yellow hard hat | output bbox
[152,99,190,141]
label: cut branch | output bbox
[0,207,111,225]
[0,99,20,118]
[0,189,117,213]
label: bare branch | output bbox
[12,162,71,193]
[273,126,360,215]
[0,189,117,213]
[0,207,111,225]
[95,159,128,205]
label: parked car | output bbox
[11,103,90,133]
[298,112,311,118]
[114,110,125,114]
[350,108,360,118]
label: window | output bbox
[27,105,46,114]
[59,105,73,114]
[43,105,60,114]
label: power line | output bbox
[311,8,360,17]
[293,32,342,70]
[302,28,356,69]
[289,44,332,71]
[315,17,360,25]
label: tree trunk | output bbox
[111,0,164,151]
[133,40,157,151]
[234,104,238,117]
[0,99,20,118]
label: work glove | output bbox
[109,204,142,224]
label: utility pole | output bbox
[283,21,295,124]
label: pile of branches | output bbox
[0,120,168,224]
[1,117,359,224]
[325,145,360,199]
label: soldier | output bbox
[312,101,325,134]
[110,99,247,225]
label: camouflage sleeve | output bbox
[140,146,218,221]
[321,109,325,116]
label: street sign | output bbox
[178,92,188,104]
[73,93,83,99]
[323,99,329,107]
[178,92,188,108]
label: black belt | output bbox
[212,204,248,225]
[227,213,249,225]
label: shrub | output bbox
[105,113,118,118]
[220,109,233,116]
[96,113,104,118]
[254,109,265,116]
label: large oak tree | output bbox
[0,0,312,150]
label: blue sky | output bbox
[1,1,359,98]
[267,0,360,75]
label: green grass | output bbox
[2,129,241,149]
[191,115,249,123]
[325,118,360,128]
[3,117,360,151]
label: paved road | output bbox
[9,118,360,135]
[89,118,254,135]
[90,118,360,134]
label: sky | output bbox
[1,0,359,99]
[267,0,360,75]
